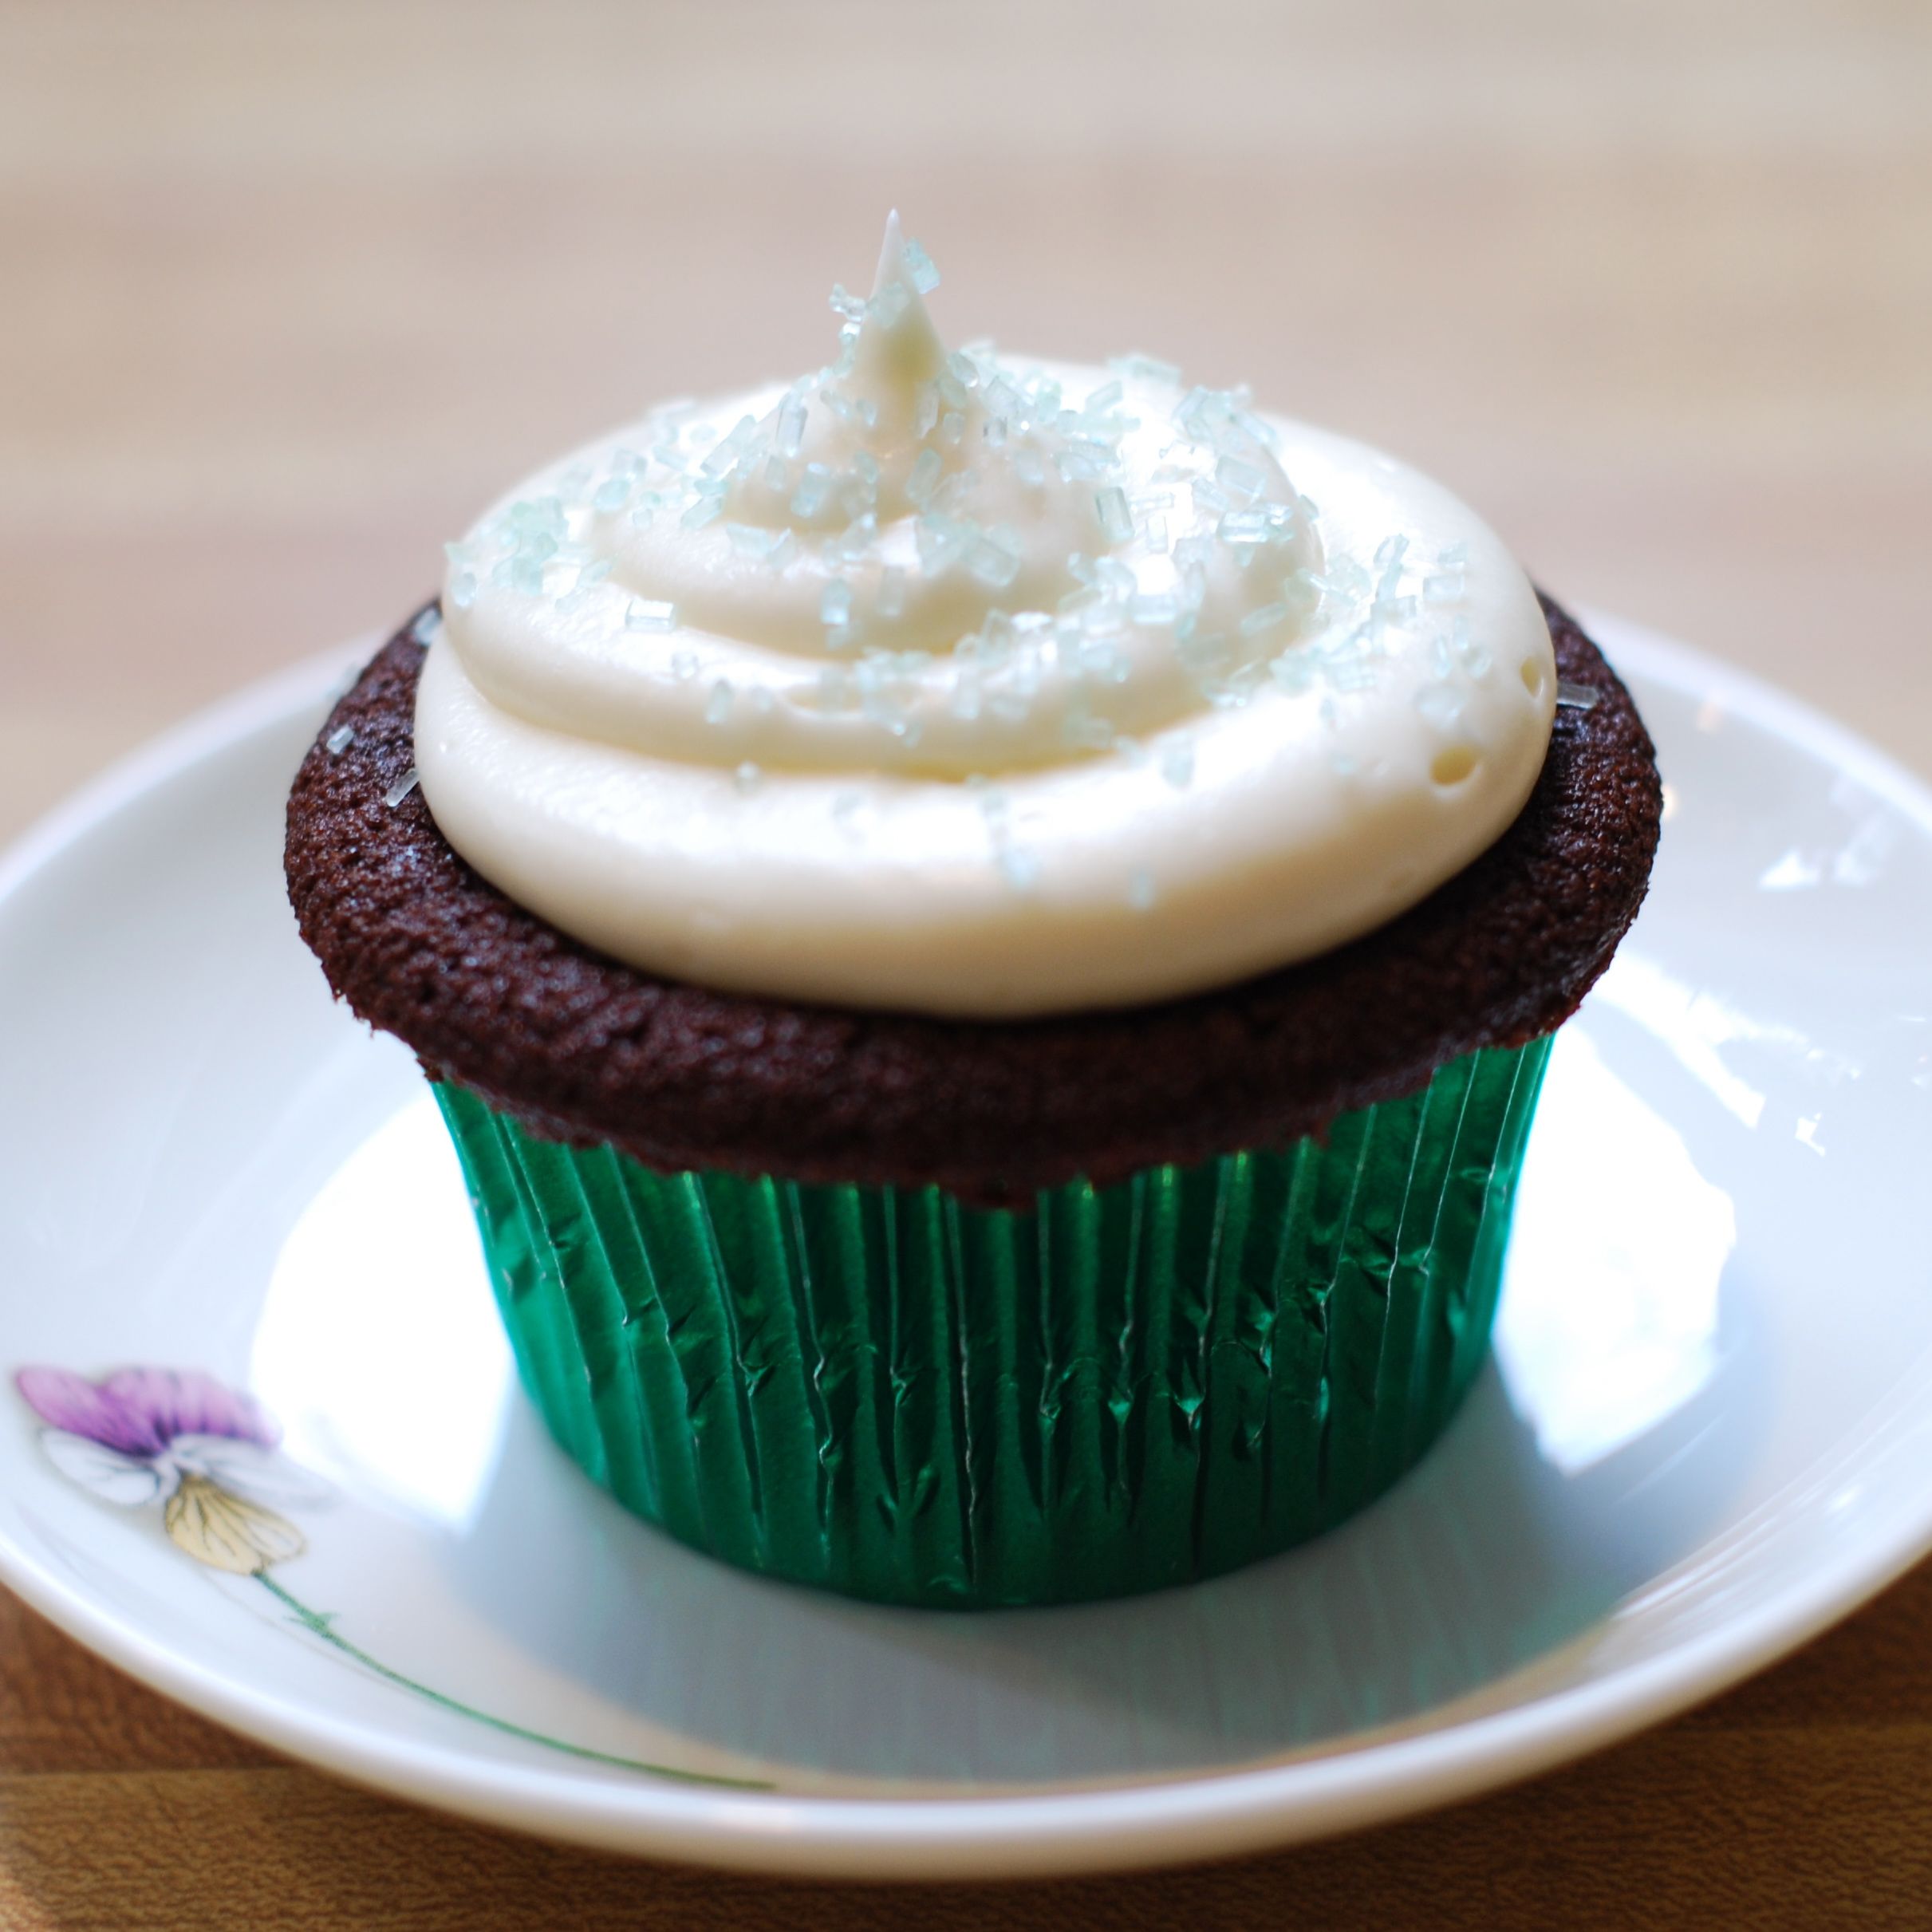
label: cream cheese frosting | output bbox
[416,215,1555,1018]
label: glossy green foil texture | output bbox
[436,1036,1552,1609]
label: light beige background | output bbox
[5,0,1930,843]
[2,2,1930,1926]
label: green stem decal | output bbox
[254,1571,770,1792]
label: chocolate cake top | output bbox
[286,594,1659,1202]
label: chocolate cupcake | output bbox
[287,219,1659,1607]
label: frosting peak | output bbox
[727,212,946,534]
[416,222,1555,1017]
[845,211,948,436]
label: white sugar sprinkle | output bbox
[965,530,1022,588]
[1094,486,1133,545]
[626,597,677,632]
[791,464,834,518]
[1214,455,1268,504]
[1555,680,1600,711]
[325,724,355,756]
[906,448,943,508]
[901,237,940,293]
[383,767,420,809]
[869,279,911,329]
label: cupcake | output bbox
[286,216,1659,1608]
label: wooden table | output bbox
[2,2,1929,1923]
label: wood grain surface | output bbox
[2,2,1930,1925]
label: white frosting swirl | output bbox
[416,216,1555,1018]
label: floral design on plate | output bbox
[16,1363,765,1791]
[18,1365,325,1572]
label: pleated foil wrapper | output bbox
[435,1035,1552,1609]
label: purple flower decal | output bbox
[10,1361,766,1788]
[17,1365,323,1575]
[17,1367,277,1461]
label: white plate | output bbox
[1,613,1929,1880]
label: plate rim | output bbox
[2,612,1930,1879]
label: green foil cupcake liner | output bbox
[435,1035,1552,1609]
